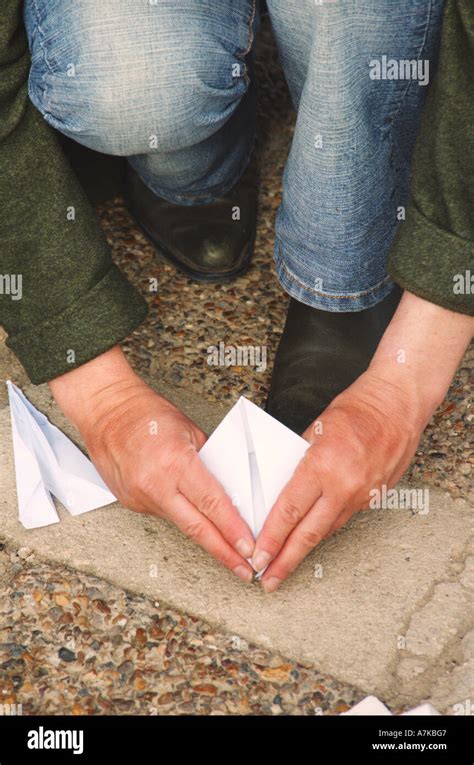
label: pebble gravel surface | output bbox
[0,545,365,716]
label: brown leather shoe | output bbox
[125,162,258,283]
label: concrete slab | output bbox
[0,377,472,709]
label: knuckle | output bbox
[279,501,302,527]
[341,465,371,499]
[156,441,184,474]
[259,532,282,557]
[182,518,204,541]
[340,476,363,499]
[198,491,223,522]
[298,527,323,549]
[130,467,155,497]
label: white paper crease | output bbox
[199,396,309,540]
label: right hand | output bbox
[49,347,255,582]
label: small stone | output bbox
[152,643,167,669]
[112,614,128,627]
[260,664,292,683]
[193,684,218,696]
[73,596,89,610]
[135,628,147,645]
[58,647,76,663]
[334,703,351,713]
[93,599,111,615]
[48,606,64,622]
[9,644,26,657]
[54,594,70,607]
[17,547,32,560]
[58,613,74,625]
[118,661,134,675]
[158,692,174,705]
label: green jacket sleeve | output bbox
[0,1,148,384]
[388,0,474,316]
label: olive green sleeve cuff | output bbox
[6,264,149,384]
[388,204,474,316]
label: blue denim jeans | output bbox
[24,0,444,311]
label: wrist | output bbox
[366,356,442,430]
[48,347,145,438]
[368,291,473,426]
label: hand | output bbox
[49,348,255,582]
[253,370,425,592]
[253,292,474,592]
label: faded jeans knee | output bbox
[24,1,251,158]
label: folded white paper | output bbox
[199,396,309,540]
[401,704,441,716]
[342,695,440,716]
[7,381,116,529]
[342,696,393,716]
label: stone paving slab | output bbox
[0,380,472,710]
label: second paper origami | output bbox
[7,381,116,529]
[199,396,309,539]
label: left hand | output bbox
[253,368,429,592]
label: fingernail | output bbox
[262,576,282,594]
[233,565,253,583]
[235,538,254,559]
[252,550,272,572]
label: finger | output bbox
[167,492,254,582]
[252,448,323,572]
[260,495,341,592]
[178,452,255,559]
[324,507,356,538]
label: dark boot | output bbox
[266,287,402,433]
[125,162,258,283]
